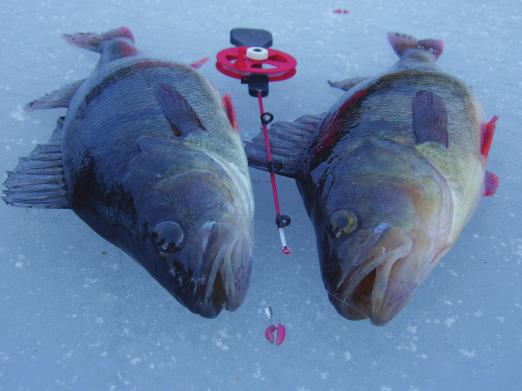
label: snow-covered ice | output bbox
[1,0,521,390]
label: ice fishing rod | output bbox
[216,28,297,255]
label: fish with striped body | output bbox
[3,27,254,318]
[246,32,499,325]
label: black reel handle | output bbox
[230,28,273,48]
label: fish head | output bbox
[314,142,452,325]
[135,143,254,318]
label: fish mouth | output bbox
[169,221,252,318]
[328,226,415,325]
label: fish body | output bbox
[246,32,498,324]
[3,27,254,318]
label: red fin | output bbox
[222,94,239,132]
[190,57,209,69]
[333,9,350,14]
[483,170,499,197]
[313,88,367,155]
[481,115,498,158]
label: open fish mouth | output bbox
[168,221,252,318]
[328,226,416,325]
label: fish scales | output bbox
[310,70,484,243]
[245,32,498,325]
[4,27,254,318]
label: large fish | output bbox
[3,27,254,318]
[246,32,499,325]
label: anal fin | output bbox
[2,117,70,208]
[483,170,499,197]
[244,114,322,178]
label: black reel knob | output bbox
[230,28,273,48]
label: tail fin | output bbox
[387,32,444,60]
[63,26,134,53]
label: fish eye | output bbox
[151,221,185,256]
[327,209,358,239]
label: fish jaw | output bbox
[166,220,253,318]
[327,226,421,325]
[130,145,254,318]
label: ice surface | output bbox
[1,0,521,390]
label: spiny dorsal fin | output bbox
[244,114,323,178]
[2,117,70,208]
[25,79,84,111]
[155,83,206,138]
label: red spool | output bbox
[216,47,297,82]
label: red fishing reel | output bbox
[216,46,297,82]
[215,28,295,255]
[216,28,297,97]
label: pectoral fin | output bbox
[155,83,206,138]
[412,90,448,147]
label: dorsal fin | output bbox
[154,84,206,138]
[412,90,448,147]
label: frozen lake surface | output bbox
[1,0,521,390]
